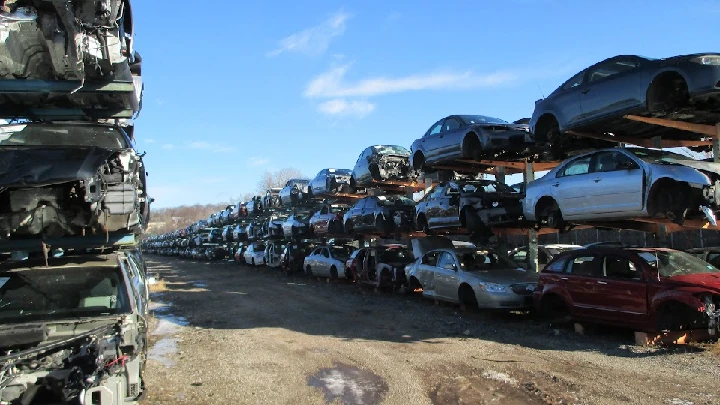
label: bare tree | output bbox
[256,167,304,194]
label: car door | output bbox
[362,197,378,229]
[589,151,644,214]
[311,170,327,194]
[420,119,445,163]
[434,252,461,300]
[424,185,446,226]
[550,154,597,217]
[550,70,586,129]
[443,183,462,226]
[347,199,366,228]
[578,56,646,123]
[438,116,464,159]
[592,254,647,326]
[318,247,331,276]
[416,251,441,297]
[564,254,603,318]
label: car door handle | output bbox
[593,178,602,183]
[581,89,590,94]
[552,183,560,187]
[597,281,608,285]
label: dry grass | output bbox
[149,279,168,293]
[711,340,720,355]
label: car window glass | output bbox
[561,71,585,90]
[427,121,443,137]
[708,253,720,268]
[545,257,568,272]
[320,206,328,215]
[422,251,440,266]
[603,256,640,279]
[446,184,460,195]
[559,156,592,177]
[588,59,638,82]
[567,255,599,276]
[593,152,639,172]
[511,250,528,262]
[364,199,377,209]
[354,200,366,210]
[321,248,329,258]
[444,118,461,132]
[436,252,456,268]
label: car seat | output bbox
[78,278,118,309]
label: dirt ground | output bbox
[142,256,720,405]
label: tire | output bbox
[375,216,389,234]
[307,188,314,200]
[306,265,313,277]
[417,215,432,235]
[330,266,338,280]
[412,152,426,172]
[540,295,571,325]
[437,170,453,182]
[546,207,563,229]
[251,258,255,266]
[344,219,354,234]
[459,285,478,309]
[407,277,422,294]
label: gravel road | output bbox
[142,256,720,405]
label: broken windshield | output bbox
[636,250,720,277]
[372,145,410,156]
[0,267,131,323]
[0,124,129,149]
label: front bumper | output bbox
[476,290,534,310]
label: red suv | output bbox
[534,247,720,333]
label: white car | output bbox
[243,243,266,266]
[304,245,354,279]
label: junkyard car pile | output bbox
[0,1,152,404]
[145,52,720,338]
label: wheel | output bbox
[328,219,342,234]
[344,219,354,234]
[437,170,453,182]
[458,285,478,309]
[375,216,389,234]
[306,265,313,277]
[330,266,338,279]
[251,258,255,266]
[540,295,571,325]
[307,188,314,200]
[417,215,432,235]
[546,207,563,229]
[412,152,426,172]
[406,277,422,294]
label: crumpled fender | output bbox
[0,146,114,187]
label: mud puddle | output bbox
[308,362,388,405]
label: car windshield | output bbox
[380,248,414,263]
[0,266,130,323]
[372,145,410,155]
[376,195,415,206]
[293,212,311,221]
[457,250,518,271]
[328,169,352,175]
[330,205,348,213]
[330,246,353,260]
[636,250,720,277]
[626,148,694,163]
[0,123,129,149]
[459,115,508,125]
[291,179,310,186]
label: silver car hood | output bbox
[462,269,539,284]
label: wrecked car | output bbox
[415,180,524,237]
[0,121,150,240]
[535,247,720,333]
[530,54,720,154]
[405,246,536,309]
[0,251,148,405]
[348,245,415,290]
[350,145,415,190]
[304,245,353,279]
[279,178,311,206]
[523,147,720,229]
[309,202,349,236]
[281,210,313,238]
[343,195,415,235]
[409,115,530,172]
[0,0,143,117]
[308,168,353,198]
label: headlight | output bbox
[478,282,506,293]
[690,55,720,65]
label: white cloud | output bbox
[317,98,375,117]
[267,11,350,57]
[161,143,175,150]
[304,63,517,98]
[145,138,156,144]
[247,156,270,167]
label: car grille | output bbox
[510,284,534,296]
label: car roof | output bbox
[0,253,122,271]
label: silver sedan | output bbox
[304,245,353,279]
[405,248,537,309]
[523,147,720,229]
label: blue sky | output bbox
[132,0,720,208]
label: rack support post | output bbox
[494,167,509,257]
[524,161,539,273]
[714,124,720,164]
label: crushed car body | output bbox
[0,252,148,405]
[350,145,415,189]
[0,121,149,240]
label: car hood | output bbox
[463,269,539,284]
[0,146,115,187]
[665,273,720,292]
[661,158,720,177]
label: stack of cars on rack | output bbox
[142,52,720,337]
[0,1,152,404]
